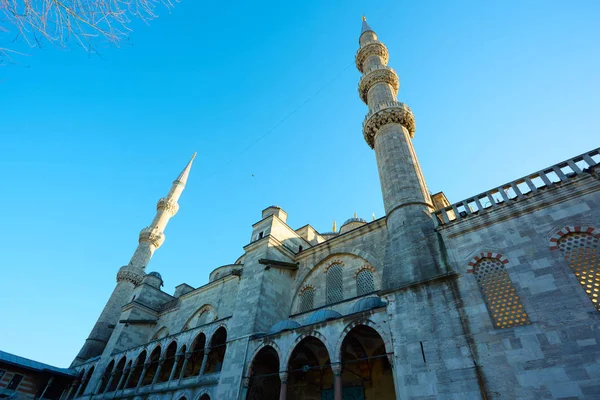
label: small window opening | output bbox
[258,232,264,239]
[298,245,303,252]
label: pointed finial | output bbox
[174,153,197,186]
[354,212,357,218]
[333,220,337,233]
[360,15,374,37]
[362,15,366,21]
[372,212,376,221]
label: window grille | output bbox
[299,287,315,312]
[473,258,529,328]
[356,269,375,296]
[326,264,344,304]
[558,232,600,310]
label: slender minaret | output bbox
[356,17,446,288]
[72,154,196,366]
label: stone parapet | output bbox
[138,227,165,248]
[362,101,416,148]
[116,267,144,285]
[358,65,399,104]
[156,197,179,215]
[355,40,389,72]
[433,147,600,226]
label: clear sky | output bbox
[1,1,599,367]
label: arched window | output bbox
[298,287,315,313]
[326,264,343,304]
[473,257,529,328]
[97,360,114,393]
[205,327,227,374]
[356,269,375,296]
[558,232,600,310]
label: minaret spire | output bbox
[356,19,446,289]
[72,154,196,366]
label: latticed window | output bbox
[558,232,600,310]
[356,269,375,296]
[473,258,530,328]
[299,287,315,312]
[326,264,344,304]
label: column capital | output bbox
[242,377,250,388]
[279,371,288,383]
[184,352,192,360]
[330,362,343,376]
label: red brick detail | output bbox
[502,259,509,264]
[549,246,558,251]
[466,269,473,274]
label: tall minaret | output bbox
[72,154,196,366]
[356,18,446,288]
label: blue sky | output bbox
[1,1,598,367]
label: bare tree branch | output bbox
[0,0,176,61]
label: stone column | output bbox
[136,363,149,388]
[168,354,181,382]
[114,368,128,392]
[119,368,132,392]
[64,382,77,400]
[102,372,116,394]
[331,363,343,400]
[151,359,164,385]
[278,371,288,400]
[39,376,54,399]
[199,349,211,376]
[74,378,87,398]
[178,353,191,381]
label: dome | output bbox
[342,217,367,226]
[147,271,162,280]
[268,320,301,335]
[306,309,342,325]
[350,297,386,314]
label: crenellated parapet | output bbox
[156,197,179,215]
[116,266,144,285]
[355,40,389,72]
[358,66,399,104]
[138,227,165,248]
[362,101,416,148]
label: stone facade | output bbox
[66,19,600,400]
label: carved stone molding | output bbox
[355,41,389,72]
[358,66,399,104]
[116,267,144,285]
[363,101,416,148]
[139,227,165,248]
[330,362,342,376]
[156,198,179,215]
[279,371,288,383]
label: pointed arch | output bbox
[182,305,218,331]
[333,318,393,363]
[282,330,333,368]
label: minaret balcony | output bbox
[358,66,399,104]
[362,101,416,148]
[157,197,179,215]
[139,227,166,248]
[355,40,388,72]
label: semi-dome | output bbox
[350,297,386,314]
[268,320,301,335]
[306,309,342,325]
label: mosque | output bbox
[65,18,600,400]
